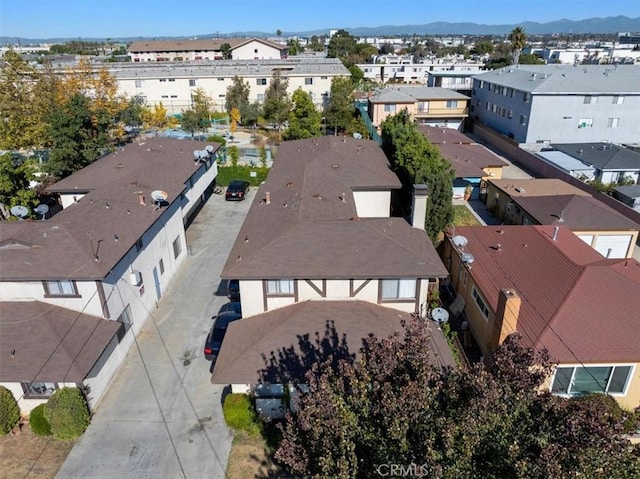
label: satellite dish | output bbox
[193,149,202,159]
[461,253,475,265]
[151,190,169,203]
[452,235,468,248]
[34,204,49,220]
[352,132,363,139]
[10,205,30,219]
[205,145,215,154]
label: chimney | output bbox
[492,289,521,350]
[411,184,429,229]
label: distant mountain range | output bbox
[2,16,639,45]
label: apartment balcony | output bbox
[415,107,469,118]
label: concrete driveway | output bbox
[57,187,254,479]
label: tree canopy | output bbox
[263,71,291,132]
[275,321,640,478]
[284,88,322,140]
[324,77,356,134]
[225,75,250,119]
[381,111,454,242]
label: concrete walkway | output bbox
[57,189,255,479]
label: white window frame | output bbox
[134,80,144,88]
[43,280,79,297]
[304,77,313,85]
[381,278,416,300]
[446,100,457,108]
[583,95,597,104]
[266,279,294,295]
[471,285,490,320]
[384,104,397,113]
[578,118,594,128]
[172,236,182,259]
[551,364,634,397]
[22,381,57,399]
[189,79,197,87]
[612,95,624,104]
[607,118,620,128]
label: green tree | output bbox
[0,385,20,435]
[276,29,282,38]
[379,43,394,55]
[381,111,454,242]
[509,26,527,65]
[242,101,262,126]
[287,38,304,56]
[263,71,291,132]
[471,40,494,55]
[0,153,38,218]
[45,93,110,179]
[324,77,356,134]
[191,87,213,133]
[225,75,250,121]
[308,35,325,52]
[220,43,232,60]
[518,53,544,64]
[327,29,358,59]
[284,88,322,140]
[180,109,200,137]
[275,324,640,478]
[117,95,146,127]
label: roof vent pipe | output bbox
[552,226,559,241]
[265,192,271,205]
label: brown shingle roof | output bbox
[438,143,508,178]
[0,302,121,382]
[488,178,590,198]
[450,225,640,363]
[128,38,245,53]
[417,125,475,144]
[221,137,447,280]
[1,138,218,280]
[515,195,640,231]
[211,300,456,384]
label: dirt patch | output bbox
[226,430,291,479]
[0,426,75,479]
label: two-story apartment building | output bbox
[486,178,639,258]
[441,225,640,409]
[471,64,640,144]
[128,38,286,62]
[111,57,350,113]
[0,138,219,414]
[368,86,469,131]
[212,137,454,391]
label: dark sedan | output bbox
[204,311,242,360]
[225,180,250,201]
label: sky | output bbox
[0,0,638,39]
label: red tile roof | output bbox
[0,302,121,382]
[450,225,640,363]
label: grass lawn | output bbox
[452,205,481,227]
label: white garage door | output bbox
[593,235,632,258]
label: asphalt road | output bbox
[56,187,254,479]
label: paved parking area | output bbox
[57,188,254,479]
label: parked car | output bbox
[225,180,250,201]
[227,279,240,301]
[204,311,242,360]
[218,301,241,315]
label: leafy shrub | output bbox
[29,404,52,436]
[0,386,20,435]
[223,393,261,435]
[206,134,226,147]
[44,387,90,440]
[215,165,269,186]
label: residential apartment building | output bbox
[0,138,219,414]
[358,60,482,85]
[471,64,640,144]
[212,137,454,391]
[441,225,640,409]
[110,57,350,114]
[128,38,286,62]
[368,86,469,130]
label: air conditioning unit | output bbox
[129,271,142,286]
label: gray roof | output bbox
[536,150,596,175]
[110,57,349,80]
[211,300,456,384]
[472,64,640,94]
[615,184,640,199]
[0,138,217,281]
[369,86,469,103]
[551,143,640,171]
[221,137,447,280]
[0,302,121,383]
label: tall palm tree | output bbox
[509,26,527,65]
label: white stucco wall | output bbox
[232,41,282,60]
[352,190,391,218]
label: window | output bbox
[256,78,267,85]
[159,259,164,275]
[161,95,169,99]
[217,77,224,81]
[266,279,294,295]
[159,79,167,82]
[254,48,258,53]
[381,279,416,300]
[523,92,531,102]
[170,95,177,98]
[471,285,490,319]
[578,118,593,128]
[168,78,175,82]
[612,95,624,104]
[257,93,265,101]
[551,365,633,396]
[446,100,457,108]
[508,110,513,119]
[520,115,527,126]
[418,101,428,112]
[22,382,56,398]
[43,280,78,297]
[384,104,397,113]
[172,236,182,259]
[304,77,313,85]
[135,80,144,88]
[116,304,133,341]
[321,76,328,79]
[607,118,620,128]
[189,79,196,87]
[583,95,597,104]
